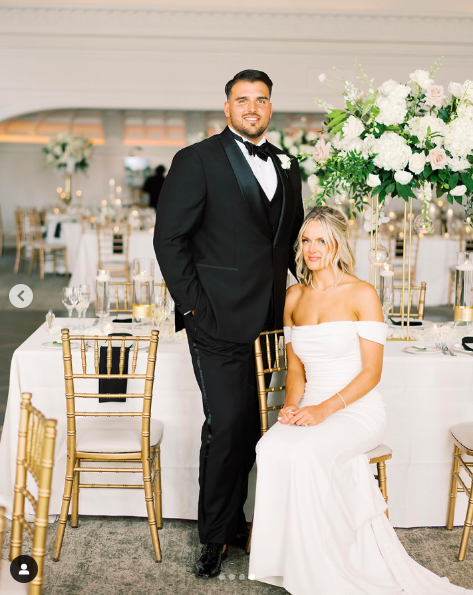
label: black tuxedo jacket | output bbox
[153,126,304,344]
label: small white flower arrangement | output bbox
[43,132,94,173]
[304,59,473,229]
[266,128,319,181]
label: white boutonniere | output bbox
[277,154,292,170]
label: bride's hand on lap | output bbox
[278,404,299,424]
[288,404,329,427]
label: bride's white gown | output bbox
[249,321,471,594]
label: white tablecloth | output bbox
[355,236,458,306]
[43,218,82,275]
[69,231,161,298]
[1,319,472,528]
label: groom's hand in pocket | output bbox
[278,404,299,424]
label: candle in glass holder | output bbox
[95,269,110,330]
[454,252,473,322]
[133,259,155,325]
[379,263,394,323]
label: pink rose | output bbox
[425,85,446,108]
[428,147,448,170]
[313,138,332,163]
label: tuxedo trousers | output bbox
[183,313,273,544]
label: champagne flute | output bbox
[76,284,90,331]
[62,286,79,328]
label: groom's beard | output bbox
[229,114,269,141]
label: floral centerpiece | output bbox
[265,128,319,181]
[305,60,473,230]
[43,132,93,174]
[43,132,94,206]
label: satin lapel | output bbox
[269,146,293,244]
[219,127,273,241]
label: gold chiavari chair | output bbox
[27,210,69,279]
[388,226,420,285]
[246,330,393,554]
[0,506,5,572]
[391,282,427,320]
[53,328,163,563]
[96,223,131,280]
[446,424,473,560]
[110,281,133,314]
[14,208,29,273]
[0,392,57,594]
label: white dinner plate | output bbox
[42,341,79,350]
[451,342,473,356]
[402,344,442,355]
[388,319,433,329]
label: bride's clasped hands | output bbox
[278,402,332,426]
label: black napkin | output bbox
[112,318,133,323]
[99,333,132,403]
[462,337,473,352]
[54,222,62,238]
[389,317,423,327]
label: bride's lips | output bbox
[308,257,321,262]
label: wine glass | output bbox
[152,294,166,329]
[62,287,79,327]
[76,284,90,331]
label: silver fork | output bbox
[442,342,457,357]
[435,342,448,356]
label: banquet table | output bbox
[354,235,459,306]
[69,230,161,298]
[1,318,473,529]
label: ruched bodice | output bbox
[289,321,387,407]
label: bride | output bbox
[248,206,470,594]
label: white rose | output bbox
[450,185,467,197]
[409,69,434,90]
[428,147,448,170]
[341,115,364,141]
[278,154,292,170]
[307,174,319,193]
[318,74,326,83]
[425,85,446,108]
[408,152,426,175]
[366,174,381,187]
[463,80,473,102]
[394,170,413,185]
[313,138,332,163]
[301,158,316,175]
[448,81,464,99]
[345,138,367,158]
[289,145,299,156]
[306,131,318,142]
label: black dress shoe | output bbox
[195,543,228,579]
[229,531,250,550]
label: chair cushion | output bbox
[76,417,163,453]
[0,564,29,594]
[366,443,392,461]
[451,422,473,453]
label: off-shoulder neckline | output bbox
[292,321,386,329]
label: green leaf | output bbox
[438,170,448,181]
[461,172,473,192]
[423,165,432,178]
[330,122,345,135]
[454,195,463,205]
[371,185,383,196]
[327,113,348,130]
[438,107,449,123]
[396,182,410,201]
[430,173,438,183]
[447,193,453,204]
[386,183,395,194]
[448,173,459,189]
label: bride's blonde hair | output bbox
[294,206,355,286]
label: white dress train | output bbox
[249,321,471,595]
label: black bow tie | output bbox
[231,131,272,162]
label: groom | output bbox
[154,69,304,578]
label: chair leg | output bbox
[377,461,389,519]
[27,249,35,276]
[447,445,461,530]
[14,247,21,273]
[71,459,80,528]
[246,518,253,555]
[459,477,473,561]
[153,447,163,529]
[52,456,76,561]
[40,249,45,280]
[63,247,69,277]
[143,456,162,562]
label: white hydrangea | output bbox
[341,116,364,142]
[409,69,434,90]
[333,133,368,158]
[367,132,412,171]
[443,117,473,159]
[375,96,408,126]
[449,155,471,172]
[406,115,446,148]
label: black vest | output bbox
[257,168,283,238]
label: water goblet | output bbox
[152,294,166,330]
[76,284,91,331]
[62,287,79,328]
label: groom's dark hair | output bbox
[225,69,273,99]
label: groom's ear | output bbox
[223,102,230,118]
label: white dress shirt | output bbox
[229,126,278,201]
